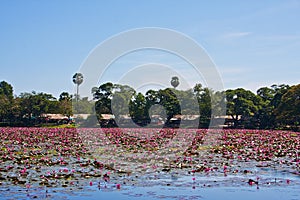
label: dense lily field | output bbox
[0,127,299,199]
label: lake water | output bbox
[1,169,299,200]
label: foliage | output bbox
[58,92,73,117]
[19,92,56,121]
[94,82,114,115]
[170,76,180,88]
[72,96,94,114]
[255,84,291,129]
[0,78,299,130]
[193,84,212,128]
[129,92,149,126]
[0,81,14,122]
[275,84,300,130]
[72,73,83,85]
[226,88,262,128]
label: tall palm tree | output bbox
[72,73,83,102]
[171,76,179,89]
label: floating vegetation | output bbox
[0,128,299,199]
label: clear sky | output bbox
[1,0,299,98]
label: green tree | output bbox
[59,92,73,118]
[94,82,114,115]
[111,84,136,123]
[211,90,226,116]
[275,84,300,130]
[175,88,198,115]
[226,88,262,128]
[255,84,290,129]
[256,86,276,129]
[129,92,149,126]
[158,88,181,127]
[270,84,290,109]
[145,89,162,117]
[10,97,22,124]
[72,96,94,114]
[19,92,56,123]
[145,89,160,106]
[143,88,182,127]
[0,81,13,100]
[0,81,14,123]
[193,84,212,128]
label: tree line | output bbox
[0,80,299,130]
[0,81,91,126]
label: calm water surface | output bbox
[1,169,299,200]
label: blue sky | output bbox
[1,0,299,98]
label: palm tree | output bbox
[171,76,179,89]
[72,73,83,102]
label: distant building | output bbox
[72,114,91,120]
[40,114,70,124]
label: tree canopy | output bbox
[0,79,299,130]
